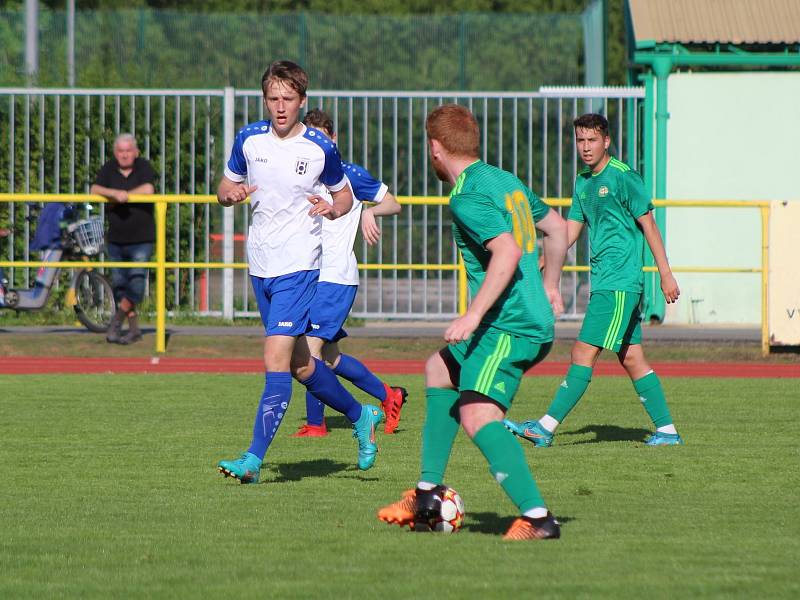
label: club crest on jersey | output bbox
[599,186,609,197]
[295,158,310,175]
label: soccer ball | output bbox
[414,486,465,533]
[434,487,465,532]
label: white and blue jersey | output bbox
[309,162,388,341]
[318,162,388,286]
[224,121,348,278]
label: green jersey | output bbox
[449,160,554,341]
[568,156,653,293]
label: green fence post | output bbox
[649,54,672,322]
[640,71,658,320]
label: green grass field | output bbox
[2,373,798,599]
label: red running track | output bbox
[0,356,798,378]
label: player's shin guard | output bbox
[419,388,461,485]
[545,364,593,423]
[333,353,387,401]
[634,371,673,428]
[473,421,546,514]
[247,371,292,459]
[301,358,362,423]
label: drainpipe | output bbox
[639,71,657,320]
[648,54,672,321]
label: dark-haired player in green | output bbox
[377,104,569,540]
[505,113,683,447]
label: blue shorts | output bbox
[251,270,319,337]
[307,282,358,343]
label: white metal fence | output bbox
[0,86,644,320]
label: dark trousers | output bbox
[106,241,153,305]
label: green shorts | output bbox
[442,327,551,410]
[578,290,642,352]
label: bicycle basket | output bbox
[68,217,105,256]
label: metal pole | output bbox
[458,254,467,315]
[640,72,658,320]
[650,56,671,322]
[222,86,235,320]
[761,205,770,357]
[25,0,38,85]
[155,200,167,353]
[67,0,75,87]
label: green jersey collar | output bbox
[451,160,482,196]
[591,155,613,177]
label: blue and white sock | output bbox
[333,354,387,402]
[301,358,362,423]
[304,391,326,426]
[247,371,292,460]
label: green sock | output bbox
[419,387,461,485]
[472,421,545,513]
[634,371,673,428]
[545,364,593,423]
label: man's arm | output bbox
[637,211,680,303]
[128,183,155,195]
[361,191,401,245]
[536,208,568,316]
[90,182,153,204]
[444,232,521,343]
[566,219,583,248]
[217,176,257,207]
[91,183,127,203]
[308,185,353,220]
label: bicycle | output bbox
[0,208,116,333]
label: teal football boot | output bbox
[352,405,383,470]
[218,451,262,483]
[503,419,554,448]
[644,432,684,446]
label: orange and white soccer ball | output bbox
[432,487,465,533]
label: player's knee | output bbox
[291,359,314,381]
[425,352,452,388]
[460,414,484,438]
[459,392,504,438]
[618,345,643,367]
[571,342,599,366]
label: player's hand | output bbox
[544,285,564,317]
[221,184,257,206]
[114,190,129,203]
[308,194,339,220]
[444,312,481,344]
[661,272,680,304]
[361,209,381,245]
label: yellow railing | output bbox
[0,194,771,356]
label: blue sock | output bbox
[333,354,387,402]
[305,391,326,426]
[247,372,292,460]
[301,358,362,423]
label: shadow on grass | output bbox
[559,424,650,444]
[326,416,351,430]
[464,512,574,535]
[323,415,408,435]
[270,458,350,482]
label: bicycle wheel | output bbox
[73,270,116,333]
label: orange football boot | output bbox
[377,489,417,527]
[503,513,561,540]
[381,385,408,434]
[291,422,328,437]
